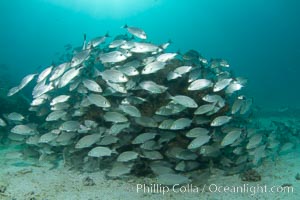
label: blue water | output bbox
[0,0,299,108]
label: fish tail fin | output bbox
[121,24,128,29]
[165,91,173,100]
[82,33,87,50]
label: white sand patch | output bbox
[0,149,299,200]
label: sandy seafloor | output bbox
[0,113,299,200]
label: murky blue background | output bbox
[0,0,299,108]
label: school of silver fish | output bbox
[1,25,297,185]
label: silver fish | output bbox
[188,135,211,149]
[170,118,192,130]
[0,118,7,127]
[125,79,137,90]
[30,98,46,106]
[88,146,112,157]
[84,120,98,129]
[210,58,230,68]
[188,67,201,82]
[123,24,147,39]
[240,98,253,115]
[140,140,161,150]
[158,119,174,130]
[167,71,181,81]
[157,174,190,186]
[32,82,54,98]
[70,50,90,67]
[150,163,174,175]
[143,56,156,65]
[225,81,243,94]
[120,41,135,49]
[174,66,192,75]
[109,122,130,135]
[158,132,176,143]
[132,132,157,144]
[130,42,159,53]
[8,74,37,96]
[246,134,262,149]
[121,96,146,105]
[7,112,25,121]
[50,95,70,106]
[87,34,108,48]
[171,95,198,108]
[213,78,232,92]
[188,79,213,91]
[142,150,163,160]
[19,74,37,91]
[78,82,90,94]
[101,69,128,83]
[11,125,36,136]
[119,104,141,117]
[202,94,225,107]
[56,132,76,145]
[49,62,70,81]
[75,134,102,149]
[58,67,83,88]
[156,53,177,62]
[118,66,139,76]
[211,116,232,127]
[231,98,243,114]
[46,110,67,121]
[194,104,216,115]
[117,151,139,162]
[139,81,167,94]
[106,81,127,93]
[69,78,81,91]
[37,66,53,82]
[221,129,242,147]
[77,83,90,94]
[104,112,128,123]
[135,117,158,128]
[26,135,40,145]
[175,149,198,160]
[87,94,111,108]
[8,133,27,141]
[59,121,80,132]
[251,145,266,165]
[39,132,58,143]
[97,135,118,145]
[142,61,166,74]
[99,51,127,63]
[7,86,19,97]
[82,79,102,93]
[51,102,70,111]
[186,127,209,138]
[199,145,220,157]
[109,39,126,48]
